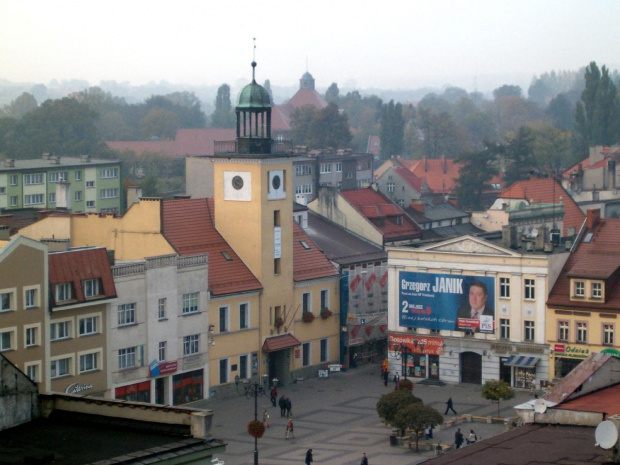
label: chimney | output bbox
[586,208,601,230]
[409,200,424,213]
[3,159,14,168]
[442,155,447,174]
[80,154,91,163]
[502,225,518,249]
[424,156,428,172]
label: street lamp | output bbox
[236,374,268,465]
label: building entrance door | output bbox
[461,351,482,384]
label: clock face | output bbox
[271,174,281,190]
[232,175,244,190]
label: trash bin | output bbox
[390,433,399,446]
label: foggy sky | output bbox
[1,0,618,93]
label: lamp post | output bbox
[236,374,268,465]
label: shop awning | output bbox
[504,355,540,368]
[262,334,302,352]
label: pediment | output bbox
[421,235,519,256]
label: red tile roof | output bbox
[162,198,262,297]
[406,157,462,194]
[499,177,585,236]
[49,247,117,306]
[262,334,302,352]
[106,140,177,157]
[272,88,328,132]
[293,223,339,282]
[555,382,620,416]
[340,188,422,241]
[393,165,426,192]
[547,217,620,310]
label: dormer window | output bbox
[395,215,403,226]
[55,283,72,302]
[83,279,101,298]
[574,281,585,297]
[592,282,603,299]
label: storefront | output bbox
[172,369,204,405]
[115,380,151,402]
[387,333,444,380]
[492,343,547,389]
[552,343,591,379]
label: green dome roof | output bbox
[237,61,272,110]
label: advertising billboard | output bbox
[398,271,495,333]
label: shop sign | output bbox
[159,360,178,375]
[388,333,444,355]
[491,344,512,353]
[554,344,590,359]
[65,382,94,394]
[329,364,341,372]
[349,337,364,345]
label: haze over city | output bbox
[1,0,619,94]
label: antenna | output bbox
[595,420,619,449]
[533,399,547,414]
[253,37,256,61]
[251,38,257,82]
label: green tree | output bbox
[393,404,443,452]
[376,390,422,436]
[210,84,235,128]
[455,143,499,211]
[308,103,351,149]
[0,117,18,156]
[325,82,340,105]
[291,105,318,146]
[417,108,463,158]
[546,93,574,130]
[141,175,160,197]
[503,126,536,186]
[481,379,515,417]
[493,85,522,100]
[379,100,405,159]
[531,123,574,173]
[2,92,38,119]
[139,108,179,139]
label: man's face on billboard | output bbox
[469,284,487,311]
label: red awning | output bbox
[262,334,302,352]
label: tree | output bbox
[139,108,179,139]
[325,83,340,105]
[141,175,159,197]
[546,93,574,130]
[527,78,551,106]
[210,84,235,128]
[379,100,405,159]
[393,404,443,452]
[417,108,463,158]
[291,105,318,146]
[531,123,574,173]
[481,379,515,417]
[307,103,352,149]
[493,85,522,100]
[376,390,422,436]
[503,126,536,186]
[2,92,38,119]
[455,143,500,211]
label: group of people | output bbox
[278,394,293,417]
[265,386,294,439]
[454,428,478,448]
[305,449,368,465]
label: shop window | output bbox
[115,381,150,403]
[173,369,203,405]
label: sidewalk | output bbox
[189,362,535,465]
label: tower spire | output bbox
[252,37,257,82]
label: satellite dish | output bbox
[595,420,619,449]
[533,399,547,414]
[530,228,539,238]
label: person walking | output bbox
[444,396,457,415]
[466,429,477,445]
[393,373,400,391]
[360,452,369,465]
[279,395,287,417]
[270,386,278,407]
[285,418,294,439]
[262,409,270,429]
[285,396,292,417]
[454,428,464,449]
[304,448,313,465]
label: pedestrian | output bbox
[285,418,294,439]
[360,452,369,465]
[393,373,400,390]
[466,429,477,445]
[381,358,389,380]
[305,448,313,465]
[444,396,457,415]
[262,409,270,429]
[279,395,286,417]
[285,396,292,417]
[425,424,434,440]
[454,428,464,449]
[270,386,278,407]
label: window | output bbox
[55,283,72,302]
[577,322,588,343]
[25,288,37,308]
[49,193,56,204]
[10,175,18,186]
[83,279,100,298]
[182,292,198,314]
[574,281,585,297]
[24,173,43,185]
[0,187,5,194]
[295,165,312,175]
[80,352,99,373]
[100,188,119,199]
[500,318,510,339]
[239,303,249,330]
[219,359,228,384]
[86,200,95,208]
[26,364,38,383]
[49,172,68,182]
[320,339,328,363]
[75,171,82,181]
[500,277,511,298]
[25,194,44,205]
[558,321,569,342]
[183,334,199,355]
[119,347,137,369]
[0,291,13,311]
[50,321,71,341]
[302,292,311,314]
[387,182,395,193]
[524,321,535,341]
[51,358,71,378]
[603,324,614,345]
[335,162,342,172]
[158,341,167,361]
[239,354,248,379]
[0,330,14,351]
[74,191,82,201]
[320,163,332,174]
[101,168,118,179]
[79,316,98,336]
[118,303,136,326]
[25,327,37,347]
[10,196,17,207]
[86,181,95,188]
[524,279,535,300]
[592,282,603,299]
[295,184,312,195]
[320,289,328,311]
[274,257,281,274]
[302,342,311,366]
[219,306,229,332]
[158,298,167,320]
[345,171,354,180]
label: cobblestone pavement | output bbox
[189,362,535,465]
